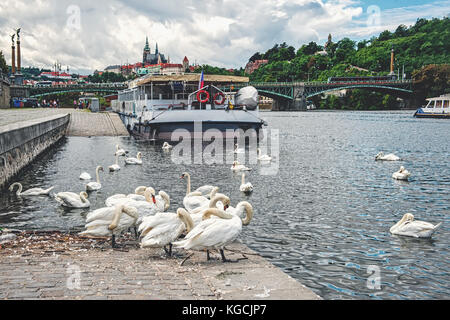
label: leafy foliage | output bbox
[245,17,449,109]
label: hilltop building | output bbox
[143,37,167,65]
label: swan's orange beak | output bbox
[152,195,156,204]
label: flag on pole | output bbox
[198,70,204,90]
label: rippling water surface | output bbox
[1,110,449,299]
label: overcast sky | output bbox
[0,0,448,74]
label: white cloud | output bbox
[0,0,447,74]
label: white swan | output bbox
[225,201,253,220]
[231,161,251,171]
[139,208,194,256]
[9,182,54,196]
[194,185,219,199]
[125,152,143,165]
[375,152,401,161]
[188,194,231,226]
[257,148,272,161]
[234,143,245,154]
[79,172,91,180]
[106,187,161,225]
[392,166,411,181]
[104,186,148,206]
[390,213,442,238]
[55,191,90,208]
[86,166,103,191]
[239,173,253,194]
[115,144,127,156]
[108,154,121,172]
[181,172,218,199]
[173,203,253,262]
[79,204,139,247]
[162,142,173,150]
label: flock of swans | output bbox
[375,151,442,238]
[6,144,442,262]
[6,143,262,263]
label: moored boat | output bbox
[112,74,266,140]
[414,94,450,118]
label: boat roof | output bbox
[133,74,249,87]
[427,94,450,101]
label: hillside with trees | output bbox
[247,17,449,110]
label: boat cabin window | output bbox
[443,100,449,108]
[436,101,442,108]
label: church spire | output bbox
[155,42,159,55]
[144,36,150,52]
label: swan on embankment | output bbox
[139,208,194,256]
[79,204,139,247]
[173,203,253,262]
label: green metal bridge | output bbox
[222,79,414,110]
[20,83,128,98]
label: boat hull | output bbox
[118,109,265,140]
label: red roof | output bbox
[183,56,189,62]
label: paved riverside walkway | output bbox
[0,231,321,300]
[0,108,128,136]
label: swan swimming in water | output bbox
[9,182,54,196]
[390,213,442,238]
[86,166,103,191]
[234,143,245,154]
[125,152,143,165]
[257,148,272,162]
[79,172,91,180]
[239,173,253,194]
[109,154,121,172]
[139,208,195,256]
[231,161,251,171]
[79,204,139,247]
[375,152,401,161]
[173,203,253,262]
[162,142,173,150]
[55,191,90,208]
[392,166,411,181]
[115,144,128,156]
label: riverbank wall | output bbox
[0,113,69,188]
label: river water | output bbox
[1,110,449,300]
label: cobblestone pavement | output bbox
[0,232,321,300]
[0,108,128,136]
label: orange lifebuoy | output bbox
[213,92,225,105]
[197,90,210,103]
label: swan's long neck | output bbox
[109,205,124,231]
[209,195,229,208]
[79,192,88,203]
[202,208,233,221]
[185,173,191,195]
[209,187,219,199]
[241,173,245,185]
[159,191,170,210]
[13,182,23,195]
[115,154,119,165]
[144,188,156,204]
[95,167,101,183]
[390,214,412,232]
[239,202,253,225]
[177,208,194,233]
